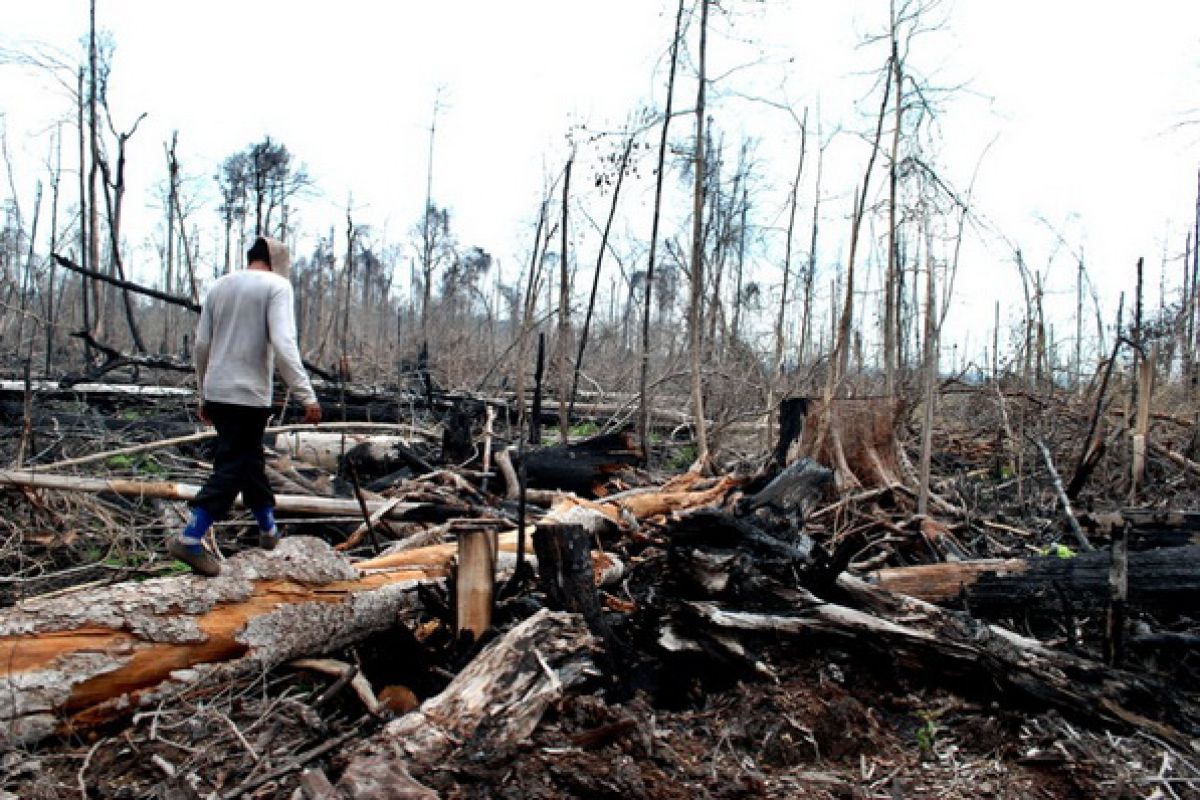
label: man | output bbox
[168,236,322,576]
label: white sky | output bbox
[2,0,1198,369]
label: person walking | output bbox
[168,236,322,576]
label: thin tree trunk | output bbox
[44,126,63,377]
[687,0,711,469]
[884,5,902,400]
[917,221,936,516]
[557,155,573,443]
[638,0,686,462]
[769,118,806,450]
[15,182,43,359]
[570,134,632,420]
[76,66,92,364]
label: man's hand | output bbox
[303,403,322,425]
[198,402,211,425]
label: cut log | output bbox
[868,545,1200,619]
[0,537,434,746]
[337,609,596,798]
[455,528,495,640]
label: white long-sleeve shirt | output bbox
[194,269,317,408]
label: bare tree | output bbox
[686,0,711,470]
[638,0,687,461]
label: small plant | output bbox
[106,454,135,470]
[915,711,938,758]
[668,444,698,471]
[570,421,599,438]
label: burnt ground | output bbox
[3,383,1200,799]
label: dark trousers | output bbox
[191,401,274,518]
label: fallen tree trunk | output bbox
[0,537,433,746]
[679,575,1200,746]
[337,609,596,798]
[0,472,740,746]
[0,470,427,521]
[518,431,643,496]
[274,432,434,475]
[869,545,1200,618]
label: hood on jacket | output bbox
[264,237,291,279]
[246,236,292,279]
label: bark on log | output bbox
[337,610,597,798]
[868,545,1200,618]
[0,537,433,746]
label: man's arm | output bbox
[194,301,212,418]
[267,282,320,419]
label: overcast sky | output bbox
[2,1,1198,367]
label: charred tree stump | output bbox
[771,396,809,468]
[1104,522,1129,666]
[533,524,608,645]
[440,402,475,465]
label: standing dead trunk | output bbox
[638,0,686,461]
[570,134,633,421]
[769,118,806,452]
[557,155,573,443]
[686,0,711,470]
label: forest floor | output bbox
[2,380,1199,799]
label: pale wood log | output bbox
[1035,438,1093,551]
[274,432,424,473]
[36,422,430,473]
[337,609,596,798]
[0,537,432,746]
[0,470,422,521]
[455,528,494,639]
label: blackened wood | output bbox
[530,332,545,445]
[440,402,474,465]
[738,456,833,520]
[771,397,809,468]
[533,524,608,643]
[870,544,1200,619]
[1104,522,1129,666]
[520,431,643,497]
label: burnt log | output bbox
[869,545,1200,619]
[518,431,643,497]
[679,575,1200,745]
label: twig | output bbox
[78,739,103,799]
[1034,438,1093,552]
[219,722,365,800]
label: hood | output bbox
[263,237,291,279]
